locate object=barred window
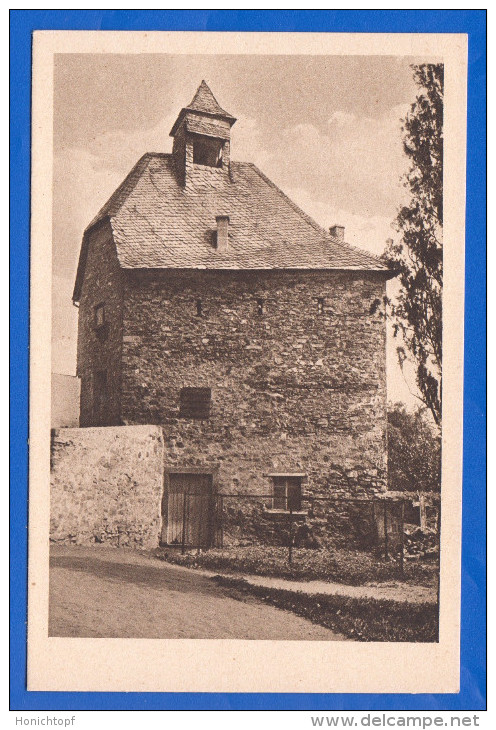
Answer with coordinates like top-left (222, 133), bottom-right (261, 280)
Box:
top-left (272, 476), bottom-right (302, 511)
top-left (179, 387), bottom-right (211, 419)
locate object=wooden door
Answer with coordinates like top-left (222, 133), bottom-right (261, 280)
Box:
top-left (163, 473), bottom-right (213, 547)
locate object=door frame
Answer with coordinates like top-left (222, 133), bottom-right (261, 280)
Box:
top-left (161, 465), bottom-right (219, 547)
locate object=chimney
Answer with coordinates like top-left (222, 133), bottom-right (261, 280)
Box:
top-left (329, 224), bottom-right (345, 242)
top-left (215, 215), bottom-right (230, 252)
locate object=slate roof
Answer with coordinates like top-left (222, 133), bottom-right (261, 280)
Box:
top-left (169, 81), bottom-right (236, 136)
top-left (74, 153), bottom-right (393, 302)
top-left (185, 80), bottom-right (236, 120)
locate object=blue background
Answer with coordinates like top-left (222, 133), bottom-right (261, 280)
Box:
top-left (10, 10), bottom-right (486, 712)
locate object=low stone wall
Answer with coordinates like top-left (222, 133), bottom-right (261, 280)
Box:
top-left (50, 426), bottom-right (165, 549)
top-left (219, 497), bottom-right (384, 551)
top-left (51, 373), bottom-right (80, 428)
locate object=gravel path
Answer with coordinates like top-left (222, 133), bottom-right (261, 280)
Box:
top-left (241, 574), bottom-right (437, 604)
top-left (152, 558), bottom-right (437, 604)
top-left (49, 545), bottom-right (344, 640)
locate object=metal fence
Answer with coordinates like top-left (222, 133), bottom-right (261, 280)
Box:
top-left (163, 491), bottom-right (440, 577)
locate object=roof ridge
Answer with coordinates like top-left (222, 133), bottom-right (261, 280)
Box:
top-left (144, 152), bottom-right (171, 159)
top-left (328, 236), bottom-right (388, 268)
top-left (85, 153), bottom-right (154, 233)
top-left (246, 162), bottom-right (388, 270)
top-left (247, 163), bottom-right (328, 236)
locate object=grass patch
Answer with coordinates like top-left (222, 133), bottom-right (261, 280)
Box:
top-left (214, 575), bottom-right (438, 642)
top-left (154, 545), bottom-right (436, 587)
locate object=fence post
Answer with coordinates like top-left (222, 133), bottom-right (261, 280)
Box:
top-left (197, 494), bottom-right (203, 555)
top-left (181, 492), bottom-right (187, 555)
top-left (220, 495), bottom-right (224, 550)
top-left (288, 506), bottom-right (293, 564)
top-left (383, 502), bottom-right (389, 559)
top-left (399, 501), bottom-right (405, 578)
top-left (207, 493), bottom-right (213, 550)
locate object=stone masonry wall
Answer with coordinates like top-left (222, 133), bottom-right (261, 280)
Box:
top-left (77, 221), bottom-right (124, 426)
top-left (50, 426), bottom-right (165, 548)
top-left (120, 269), bottom-right (388, 505)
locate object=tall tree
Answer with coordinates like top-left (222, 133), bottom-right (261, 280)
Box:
top-left (384, 64), bottom-right (443, 427)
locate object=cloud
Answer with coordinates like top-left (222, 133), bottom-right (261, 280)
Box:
top-left (53, 148), bottom-right (124, 278)
top-left (269, 104), bottom-right (411, 220)
top-left (328, 111), bottom-right (357, 126)
top-left (84, 113), bottom-right (177, 172)
top-left (230, 116), bottom-right (272, 169)
top-left (284, 185), bottom-right (396, 257)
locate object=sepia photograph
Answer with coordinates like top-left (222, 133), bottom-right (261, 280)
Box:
top-left (27, 30), bottom-right (468, 694)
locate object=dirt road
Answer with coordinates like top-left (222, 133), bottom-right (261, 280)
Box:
top-left (49, 546), bottom-right (344, 640)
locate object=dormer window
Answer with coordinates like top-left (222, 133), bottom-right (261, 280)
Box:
top-left (192, 137), bottom-right (223, 168)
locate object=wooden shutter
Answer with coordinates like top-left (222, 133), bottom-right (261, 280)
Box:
top-left (179, 387), bottom-right (211, 419)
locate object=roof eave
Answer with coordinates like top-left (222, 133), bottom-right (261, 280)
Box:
top-left (120, 264), bottom-right (395, 275)
top-left (73, 216), bottom-right (113, 304)
top-left (72, 233), bottom-right (89, 304)
top-left (169, 108), bottom-right (237, 137)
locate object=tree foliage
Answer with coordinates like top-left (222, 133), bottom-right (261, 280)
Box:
top-left (387, 403), bottom-right (441, 493)
top-left (383, 64), bottom-right (443, 427)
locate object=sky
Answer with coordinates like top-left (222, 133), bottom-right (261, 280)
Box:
top-left (52, 53), bottom-right (433, 407)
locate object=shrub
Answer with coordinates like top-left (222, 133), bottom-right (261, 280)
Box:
top-left (154, 544), bottom-right (436, 587)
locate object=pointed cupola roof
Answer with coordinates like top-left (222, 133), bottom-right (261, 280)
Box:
top-left (170, 80), bottom-right (236, 136)
top-left (188, 80), bottom-right (235, 118)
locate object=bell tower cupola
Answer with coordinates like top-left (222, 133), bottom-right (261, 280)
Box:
top-left (170, 80), bottom-right (237, 186)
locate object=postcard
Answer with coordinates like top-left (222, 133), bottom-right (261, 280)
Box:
top-left (28, 30), bottom-right (467, 693)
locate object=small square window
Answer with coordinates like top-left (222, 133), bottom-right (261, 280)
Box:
top-left (179, 387), bottom-right (211, 419)
top-left (272, 476), bottom-right (302, 511)
top-left (94, 303), bottom-right (105, 328)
